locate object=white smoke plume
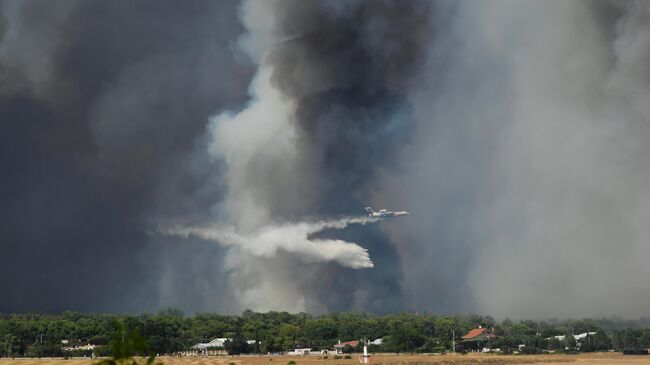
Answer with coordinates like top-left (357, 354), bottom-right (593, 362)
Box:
top-left (5, 0), bottom-right (650, 317)
top-left (377, 0), bottom-right (650, 318)
top-left (159, 0), bottom-right (650, 317)
top-left (161, 217), bottom-right (376, 269)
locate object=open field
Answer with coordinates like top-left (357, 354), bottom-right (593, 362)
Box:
top-left (3, 353), bottom-right (650, 365)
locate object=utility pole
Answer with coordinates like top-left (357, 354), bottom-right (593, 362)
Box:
top-left (452, 330), bottom-right (455, 354)
top-left (357, 338), bottom-right (369, 364)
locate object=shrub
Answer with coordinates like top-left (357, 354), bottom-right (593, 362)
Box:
top-left (344, 355), bottom-right (352, 359)
top-left (622, 349), bottom-right (648, 355)
top-left (519, 347), bottom-right (541, 355)
top-left (288, 361), bottom-right (297, 365)
top-left (94, 320), bottom-right (162, 365)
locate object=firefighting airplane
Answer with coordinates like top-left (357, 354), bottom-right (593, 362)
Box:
top-left (365, 206), bottom-right (410, 218)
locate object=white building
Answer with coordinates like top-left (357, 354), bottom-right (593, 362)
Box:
top-left (191, 338), bottom-right (230, 350)
top-left (63, 344), bottom-right (96, 352)
top-left (574, 332), bottom-right (598, 341)
top-left (288, 348), bottom-right (313, 356)
top-left (547, 332), bottom-right (597, 342)
top-left (546, 332), bottom-right (597, 350)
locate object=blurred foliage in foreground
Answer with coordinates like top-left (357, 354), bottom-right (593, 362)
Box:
top-left (94, 320), bottom-right (161, 365)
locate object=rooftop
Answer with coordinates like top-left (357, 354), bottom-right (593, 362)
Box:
top-left (462, 328), bottom-right (496, 340)
top-left (334, 340), bottom-right (359, 348)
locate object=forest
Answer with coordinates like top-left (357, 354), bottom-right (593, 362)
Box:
top-left (2, 310), bottom-right (650, 357)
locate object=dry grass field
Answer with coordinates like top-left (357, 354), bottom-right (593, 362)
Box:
top-left (2, 353), bottom-right (650, 365)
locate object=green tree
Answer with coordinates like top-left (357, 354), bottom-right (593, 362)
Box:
top-left (224, 323), bottom-right (249, 355)
top-left (1, 334), bottom-right (16, 358)
top-left (243, 321), bottom-right (264, 353)
top-left (303, 319), bottom-right (337, 348)
top-left (384, 321), bottom-right (424, 353)
top-left (564, 334), bottom-right (576, 350)
top-left (95, 320), bottom-right (161, 365)
top-left (547, 337), bottom-right (561, 350)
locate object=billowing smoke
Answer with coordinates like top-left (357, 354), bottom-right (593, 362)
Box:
top-left (468, 1), bottom-right (650, 319)
top-left (162, 217), bottom-right (376, 269)
top-left (3, 0), bottom-right (650, 319)
top-left (204, 0), bottom-right (650, 317)
top-left (187, 0), bottom-right (432, 313)
top-left (0, 0), bottom-right (254, 313)
top-left (377, 0), bottom-right (650, 318)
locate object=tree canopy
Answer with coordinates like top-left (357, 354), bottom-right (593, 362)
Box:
top-left (1, 310), bottom-right (649, 357)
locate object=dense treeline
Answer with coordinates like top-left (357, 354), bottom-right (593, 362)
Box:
top-left (1, 309), bottom-right (650, 357)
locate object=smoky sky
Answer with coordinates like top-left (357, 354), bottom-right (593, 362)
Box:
top-left (3, 0), bottom-right (650, 319)
top-left (262, 0), bottom-right (431, 312)
top-left (0, 0), bottom-right (253, 313)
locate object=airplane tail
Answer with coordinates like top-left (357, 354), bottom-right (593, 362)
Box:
top-left (364, 207), bottom-right (374, 213)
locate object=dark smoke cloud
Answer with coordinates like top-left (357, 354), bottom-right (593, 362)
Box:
top-left (4, 0), bottom-right (650, 319)
top-left (0, 0), bottom-right (253, 313)
top-left (377, 0), bottom-right (650, 318)
top-left (267, 1), bottom-right (430, 214)
top-left (203, 0), bottom-right (433, 313)
top-left (267, 1), bottom-right (432, 312)
top-left (211, 0), bottom-right (650, 318)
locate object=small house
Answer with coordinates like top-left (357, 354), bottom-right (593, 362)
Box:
top-left (461, 326), bottom-right (496, 351)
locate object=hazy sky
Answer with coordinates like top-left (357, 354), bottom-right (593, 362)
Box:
top-left (2, 0), bottom-right (650, 319)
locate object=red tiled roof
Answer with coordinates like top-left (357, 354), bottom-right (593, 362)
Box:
top-left (334, 340), bottom-right (359, 348)
top-left (462, 328), bottom-right (495, 340)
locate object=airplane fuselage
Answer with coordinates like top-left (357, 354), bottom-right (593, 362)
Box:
top-left (365, 207), bottom-right (410, 218)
